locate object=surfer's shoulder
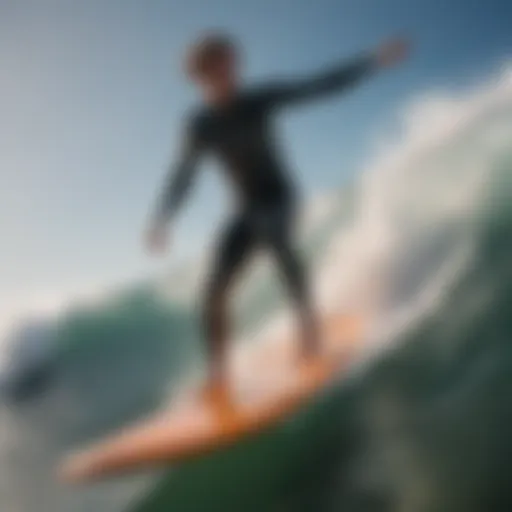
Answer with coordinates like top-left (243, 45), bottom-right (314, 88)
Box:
top-left (240, 82), bottom-right (268, 100)
top-left (241, 82), bottom-right (285, 109)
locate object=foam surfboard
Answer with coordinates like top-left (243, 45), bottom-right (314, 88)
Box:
top-left (58, 314), bottom-right (365, 483)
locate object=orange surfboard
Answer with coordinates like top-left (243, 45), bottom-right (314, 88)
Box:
top-left (58, 315), bottom-right (365, 484)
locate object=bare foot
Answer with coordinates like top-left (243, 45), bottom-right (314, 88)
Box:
top-left (200, 376), bottom-right (231, 410)
top-left (299, 328), bottom-right (322, 363)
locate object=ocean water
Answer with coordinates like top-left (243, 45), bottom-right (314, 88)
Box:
top-left (1, 68), bottom-right (512, 512)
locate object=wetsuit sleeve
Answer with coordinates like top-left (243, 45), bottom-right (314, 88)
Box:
top-left (260, 53), bottom-right (378, 109)
top-left (151, 117), bottom-right (203, 226)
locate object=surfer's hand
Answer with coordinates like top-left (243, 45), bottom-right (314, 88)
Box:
top-left (145, 223), bottom-right (170, 255)
top-left (375, 37), bottom-right (410, 68)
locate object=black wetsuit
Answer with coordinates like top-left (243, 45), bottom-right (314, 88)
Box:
top-left (153, 53), bottom-right (377, 361)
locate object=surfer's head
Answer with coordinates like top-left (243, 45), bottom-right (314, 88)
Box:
top-left (185, 31), bottom-right (240, 104)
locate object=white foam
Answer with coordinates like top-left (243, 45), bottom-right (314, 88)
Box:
top-left (250, 63), bottom-right (512, 360)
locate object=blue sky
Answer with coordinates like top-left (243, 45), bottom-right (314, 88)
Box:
top-left (1, 0), bottom-right (511, 305)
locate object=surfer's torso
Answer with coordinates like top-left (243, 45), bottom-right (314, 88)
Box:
top-left (190, 89), bottom-right (293, 206)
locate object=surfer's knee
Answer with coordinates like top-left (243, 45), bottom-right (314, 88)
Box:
top-left (274, 245), bottom-right (307, 295)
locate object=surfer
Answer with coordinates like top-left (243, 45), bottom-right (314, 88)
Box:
top-left (145, 32), bottom-right (409, 398)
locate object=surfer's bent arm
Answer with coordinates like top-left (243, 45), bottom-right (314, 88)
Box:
top-left (151, 121), bottom-right (203, 227)
top-left (261, 53), bottom-right (378, 109)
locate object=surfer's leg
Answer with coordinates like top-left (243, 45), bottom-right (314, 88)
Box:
top-left (203, 215), bottom-right (256, 389)
top-left (274, 241), bottom-right (319, 357)
top-left (264, 203), bottom-right (319, 357)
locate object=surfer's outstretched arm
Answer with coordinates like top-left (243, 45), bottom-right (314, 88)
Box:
top-left (262, 37), bottom-right (409, 109)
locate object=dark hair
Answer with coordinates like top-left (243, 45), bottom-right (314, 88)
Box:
top-left (185, 31), bottom-right (238, 78)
